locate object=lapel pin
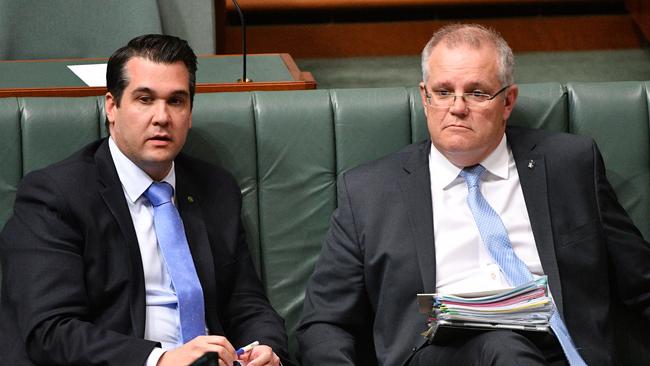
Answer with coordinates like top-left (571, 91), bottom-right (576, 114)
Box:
top-left (187, 196), bottom-right (194, 203)
top-left (527, 160), bottom-right (535, 169)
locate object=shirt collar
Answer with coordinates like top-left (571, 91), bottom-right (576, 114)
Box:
top-left (108, 137), bottom-right (176, 203)
top-left (429, 134), bottom-right (509, 191)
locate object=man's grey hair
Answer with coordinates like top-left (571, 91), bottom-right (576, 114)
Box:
top-left (421, 24), bottom-right (515, 87)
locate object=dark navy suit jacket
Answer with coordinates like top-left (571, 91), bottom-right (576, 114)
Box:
top-left (0, 139), bottom-right (291, 365)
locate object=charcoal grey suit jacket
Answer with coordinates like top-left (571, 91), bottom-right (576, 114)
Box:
top-left (298, 126), bottom-right (650, 366)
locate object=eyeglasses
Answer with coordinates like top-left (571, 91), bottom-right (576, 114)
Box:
top-left (423, 85), bottom-right (511, 108)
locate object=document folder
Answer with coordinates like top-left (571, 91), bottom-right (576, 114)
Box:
top-left (418, 277), bottom-right (552, 344)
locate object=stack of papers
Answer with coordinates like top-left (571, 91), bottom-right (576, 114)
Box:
top-left (417, 277), bottom-right (552, 341)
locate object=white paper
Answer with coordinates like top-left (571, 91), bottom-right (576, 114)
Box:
top-left (67, 63), bottom-right (107, 87)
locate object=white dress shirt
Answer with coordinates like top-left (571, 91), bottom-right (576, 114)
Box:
top-left (430, 135), bottom-right (544, 295)
top-left (109, 138), bottom-right (181, 365)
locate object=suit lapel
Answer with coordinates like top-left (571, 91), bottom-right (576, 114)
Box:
top-left (95, 140), bottom-right (147, 337)
top-left (398, 142), bottom-right (437, 293)
top-left (175, 162), bottom-right (219, 333)
top-left (507, 128), bottom-right (564, 315)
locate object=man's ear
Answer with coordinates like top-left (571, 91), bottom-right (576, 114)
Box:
top-left (502, 84), bottom-right (518, 121)
top-left (419, 81), bottom-right (428, 117)
top-left (105, 92), bottom-right (116, 124)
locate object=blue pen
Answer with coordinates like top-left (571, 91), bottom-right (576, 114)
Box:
top-left (236, 341), bottom-right (259, 356)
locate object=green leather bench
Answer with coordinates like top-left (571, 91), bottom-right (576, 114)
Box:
top-left (1, 81), bottom-right (649, 364)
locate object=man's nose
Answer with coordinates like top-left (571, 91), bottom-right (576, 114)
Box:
top-left (152, 101), bottom-right (171, 124)
top-left (449, 95), bottom-right (469, 116)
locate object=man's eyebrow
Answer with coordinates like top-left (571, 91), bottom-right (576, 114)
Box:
top-left (430, 81), bottom-right (489, 90)
top-left (132, 87), bottom-right (154, 95)
top-left (169, 90), bottom-right (190, 98)
top-left (130, 87), bottom-right (189, 98)
top-left (465, 82), bottom-right (488, 90)
top-left (429, 81), bottom-right (453, 89)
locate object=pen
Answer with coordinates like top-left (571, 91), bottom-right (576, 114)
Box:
top-left (236, 340), bottom-right (259, 356)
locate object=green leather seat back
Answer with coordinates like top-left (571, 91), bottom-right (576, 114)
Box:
top-left (0, 0), bottom-right (215, 60)
top-left (568, 82), bottom-right (650, 240)
top-left (566, 82), bottom-right (650, 366)
top-left (0, 1), bottom-right (162, 60)
top-left (253, 90), bottom-right (336, 355)
top-left (0, 97), bottom-right (104, 225)
top-left (333, 88), bottom-right (413, 174)
top-left (20, 98), bottom-right (103, 173)
top-left (0, 98), bottom-right (21, 226)
top-left (509, 82), bottom-right (568, 132)
top-left (156, 0), bottom-right (217, 55)
top-left (184, 92), bottom-right (261, 272)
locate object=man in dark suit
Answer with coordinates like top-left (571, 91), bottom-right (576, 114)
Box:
top-left (0, 34), bottom-right (290, 366)
top-left (297, 24), bottom-right (650, 365)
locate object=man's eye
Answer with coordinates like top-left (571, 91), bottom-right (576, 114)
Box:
top-left (169, 98), bottom-right (185, 105)
top-left (467, 90), bottom-right (486, 97)
top-left (138, 96), bottom-right (153, 104)
top-left (434, 90), bottom-right (453, 97)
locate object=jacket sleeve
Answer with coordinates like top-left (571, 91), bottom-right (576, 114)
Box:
top-left (1, 170), bottom-right (157, 366)
top-left (221, 218), bottom-right (295, 366)
top-left (593, 141), bottom-right (650, 320)
top-left (296, 173), bottom-right (375, 366)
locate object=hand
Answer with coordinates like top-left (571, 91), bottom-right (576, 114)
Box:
top-left (157, 335), bottom-right (237, 366)
top-left (237, 345), bottom-right (280, 366)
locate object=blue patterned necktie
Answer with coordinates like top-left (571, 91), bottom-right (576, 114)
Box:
top-left (143, 181), bottom-right (206, 344)
top-left (460, 165), bottom-right (587, 366)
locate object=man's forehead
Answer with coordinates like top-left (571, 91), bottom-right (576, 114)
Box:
top-left (125, 56), bottom-right (188, 72)
top-left (430, 40), bottom-right (497, 58)
top-left (427, 44), bottom-right (499, 80)
top-left (123, 57), bottom-right (190, 91)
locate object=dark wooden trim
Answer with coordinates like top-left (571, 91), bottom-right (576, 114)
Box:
top-left (0, 87), bottom-right (106, 98)
top-left (225, 15), bottom-right (644, 57)
top-left (626, 0), bottom-right (650, 42)
top-left (197, 80), bottom-right (316, 92)
top-left (0, 57), bottom-right (108, 64)
top-left (215, 0), bottom-right (227, 53)
top-left (226, 0), bottom-right (619, 11)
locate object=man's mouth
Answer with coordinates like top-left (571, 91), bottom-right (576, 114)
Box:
top-left (149, 134), bottom-right (171, 142)
top-left (444, 124), bottom-right (471, 130)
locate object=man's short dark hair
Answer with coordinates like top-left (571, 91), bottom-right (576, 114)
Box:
top-left (106, 34), bottom-right (198, 108)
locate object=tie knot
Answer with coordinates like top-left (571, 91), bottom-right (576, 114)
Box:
top-left (459, 164), bottom-right (486, 188)
top-left (143, 181), bottom-right (174, 207)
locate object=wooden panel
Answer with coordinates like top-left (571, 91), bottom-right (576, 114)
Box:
top-left (215, 0), bottom-right (227, 53)
top-left (226, 0), bottom-right (619, 11)
top-left (225, 15), bottom-right (643, 57)
top-left (626, 0), bottom-right (650, 41)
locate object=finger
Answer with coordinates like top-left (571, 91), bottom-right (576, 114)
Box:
top-left (238, 352), bottom-right (251, 362)
top-left (214, 347), bottom-right (236, 365)
top-left (246, 346), bottom-right (274, 366)
top-left (187, 338), bottom-right (236, 365)
top-left (203, 335), bottom-right (237, 355)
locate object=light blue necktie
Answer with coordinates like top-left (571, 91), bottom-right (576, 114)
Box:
top-left (460, 165), bottom-right (587, 366)
top-left (144, 181), bottom-right (206, 344)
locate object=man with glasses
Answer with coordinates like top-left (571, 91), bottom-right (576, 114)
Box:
top-left (298, 24), bottom-right (650, 365)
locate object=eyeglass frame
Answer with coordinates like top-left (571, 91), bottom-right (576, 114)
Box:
top-left (422, 84), bottom-right (511, 108)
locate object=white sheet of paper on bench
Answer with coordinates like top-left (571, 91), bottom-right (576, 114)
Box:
top-left (67, 64), bottom-right (107, 87)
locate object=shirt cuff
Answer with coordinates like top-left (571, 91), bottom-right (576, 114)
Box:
top-left (146, 347), bottom-right (166, 366)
